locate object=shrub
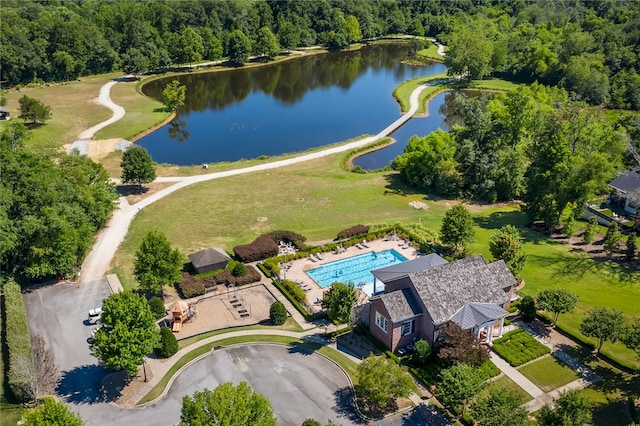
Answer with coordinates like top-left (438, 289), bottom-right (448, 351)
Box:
top-left (281, 279), bottom-right (306, 303)
top-left (148, 297), bottom-right (167, 319)
top-left (269, 301), bottom-right (287, 325)
top-left (337, 224), bottom-right (370, 240)
top-left (212, 265), bottom-right (261, 287)
top-left (4, 280), bottom-right (36, 402)
top-left (519, 295), bottom-right (536, 322)
top-left (492, 329), bottom-right (550, 367)
top-left (156, 327), bottom-right (178, 358)
top-left (231, 262), bottom-right (247, 277)
top-left (233, 235), bottom-right (279, 262)
top-left (412, 340), bottom-right (431, 365)
top-left (177, 272), bottom-right (205, 298)
top-left (264, 230), bottom-right (307, 249)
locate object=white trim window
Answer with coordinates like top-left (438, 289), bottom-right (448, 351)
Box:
top-left (401, 320), bottom-right (414, 336)
top-left (375, 311), bottom-right (388, 333)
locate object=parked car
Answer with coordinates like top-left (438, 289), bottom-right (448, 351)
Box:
top-left (88, 307), bottom-right (102, 324)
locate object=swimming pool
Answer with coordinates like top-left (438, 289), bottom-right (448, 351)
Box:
top-left (306, 249), bottom-right (407, 296)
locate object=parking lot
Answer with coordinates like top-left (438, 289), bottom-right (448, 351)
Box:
top-left (23, 278), bottom-right (113, 402)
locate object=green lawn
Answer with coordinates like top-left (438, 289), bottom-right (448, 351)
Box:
top-left (517, 356), bottom-right (580, 392)
top-left (417, 43), bottom-right (444, 61)
top-left (486, 375), bottom-right (533, 404)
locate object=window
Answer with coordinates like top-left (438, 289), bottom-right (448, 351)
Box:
top-left (401, 320), bottom-right (414, 336)
top-left (375, 311), bottom-right (388, 333)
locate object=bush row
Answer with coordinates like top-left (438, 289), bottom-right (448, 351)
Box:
top-left (280, 279), bottom-right (306, 304)
top-left (492, 329), bottom-right (550, 367)
top-left (211, 265), bottom-right (261, 287)
top-left (4, 280), bottom-right (36, 402)
top-left (177, 272), bottom-right (206, 298)
top-left (337, 224), bottom-right (370, 240)
top-left (177, 264), bottom-right (261, 299)
top-left (270, 279), bottom-right (325, 322)
top-left (233, 230), bottom-right (307, 263)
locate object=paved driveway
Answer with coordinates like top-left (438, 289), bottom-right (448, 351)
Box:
top-left (24, 279), bottom-right (113, 405)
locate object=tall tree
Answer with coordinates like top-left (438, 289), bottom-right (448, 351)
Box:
top-left (537, 288), bottom-right (579, 326)
top-left (321, 282), bottom-right (357, 324)
top-left (537, 389), bottom-right (592, 426)
top-left (626, 232), bottom-right (637, 261)
top-left (436, 363), bottom-right (487, 416)
top-left (180, 382), bottom-right (277, 426)
top-left (121, 48), bottom-right (149, 79)
top-left (162, 80), bottom-right (186, 112)
top-left (227, 29), bottom-right (251, 66)
top-left (579, 306), bottom-right (626, 354)
top-left (439, 204), bottom-right (475, 255)
top-left (21, 397), bottom-right (84, 426)
top-left (603, 221), bottom-right (621, 257)
top-left (18, 95), bottom-right (52, 124)
top-left (622, 317), bottom-right (640, 358)
top-left (134, 230), bottom-right (183, 294)
top-left (90, 291), bottom-right (160, 377)
top-left (356, 355), bottom-right (416, 413)
top-left (470, 387), bottom-right (529, 426)
top-left (253, 27), bottom-right (280, 60)
top-left (489, 225), bottom-right (526, 278)
top-left (582, 217), bottom-right (597, 244)
top-left (444, 27), bottom-right (493, 81)
top-left (120, 146), bottom-right (156, 188)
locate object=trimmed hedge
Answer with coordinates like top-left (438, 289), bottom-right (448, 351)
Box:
top-left (177, 272), bottom-right (205, 298)
top-left (233, 235), bottom-right (278, 263)
top-left (156, 327), bottom-right (178, 358)
top-left (4, 281), bottom-right (36, 402)
top-left (492, 329), bottom-right (550, 367)
top-left (280, 279), bottom-right (306, 303)
top-left (337, 224), bottom-right (370, 240)
top-left (264, 230), bottom-right (306, 249)
top-left (271, 279), bottom-right (325, 322)
top-left (211, 264), bottom-right (260, 287)
top-left (269, 301), bottom-right (287, 325)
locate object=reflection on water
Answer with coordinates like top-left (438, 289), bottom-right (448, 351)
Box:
top-left (137, 44), bottom-right (447, 165)
top-left (352, 90), bottom-right (481, 170)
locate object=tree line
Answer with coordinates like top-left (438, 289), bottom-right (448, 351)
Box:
top-left (2, 0), bottom-right (639, 110)
top-left (394, 84), bottom-right (637, 227)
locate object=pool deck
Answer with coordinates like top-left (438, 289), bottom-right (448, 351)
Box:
top-left (281, 237), bottom-right (422, 312)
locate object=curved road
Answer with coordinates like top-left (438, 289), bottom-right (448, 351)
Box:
top-left (80, 78), bottom-right (444, 282)
top-left (77, 80), bottom-right (126, 140)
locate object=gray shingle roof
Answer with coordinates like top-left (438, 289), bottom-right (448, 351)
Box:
top-left (188, 248), bottom-right (231, 269)
top-left (408, 255), bottom-right (515, 325)
top-left (449, 302), bottom-right (508, 330)
top-left (609, 171), bottom-right (640, 194)
top-left (377, 288), bottom-right (422, 323)
top-left (372, 253), bottom-right (448, 282)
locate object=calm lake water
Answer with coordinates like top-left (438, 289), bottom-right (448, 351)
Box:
top-left (138, 43), bottom-right (447, 165)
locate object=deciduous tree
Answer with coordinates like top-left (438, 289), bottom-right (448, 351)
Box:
top-left (18, 95), bottom-right (52, 124)
top-left (412, 340), bottom-right (431, 365)
top-left (31, 334), bottom-right (60, 399)
top-left (227, 29), bottom-right (251, 66)
top-left (580, 306), bottom-right (626, 354)
top-left (22, 397), bottom-right (84, 426)
top-left (470, 387), bottom-right (528, 426)
top-left (121, 146), bottom-right (156, 188)
top-left (356, 355), bottom-right (416, 413)
top-left (134, 230), bottom-right (183, 293)
top-left (622, 317), bottom-right (640, 357)
top-left (537, 288), bottom-right (578, 326)
top-left (438, 322), bottom-right (489, 367)
top-left (321, 282), bottom-right (357, 324)
top-left (444, 27), bottom-right (493, 81)
top-left (489, 225), bottom-right (526, 278)
top-left (582, 217), bottom-right (597, 244)
top-left (537, 389), bottom-right (591, 426)
top-left (436, 363), bottom-right (487, 416)
top-left (90, 291), bottom-right (160, 376)
top-left (121, 48), bottom-right (149, 79)
top-left (603, 221), bottom-right (621, 257)
top-left (180, 382), bottom-right (276, 426)
top-left (253, 27), bottom-right (280, 60)
top-left (162, 80), bottom-right (186, 112)
top-left (439, 204), bottom-right (475, 255)
top-left (519, 295), bottom-right (537, 322)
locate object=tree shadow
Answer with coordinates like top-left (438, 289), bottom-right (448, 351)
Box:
top-left (333, 386), bottom-right (367, 424)
top-left (57, 364), bottom-right (113, 405)
top-left (382, 174), bottom-right (430, 198)
top-left (115, 184), bottom-right (149, 196)
top-left (472, 210), bottom-right (548, 244)
top-left (288, 340), bottom-right (321, 356)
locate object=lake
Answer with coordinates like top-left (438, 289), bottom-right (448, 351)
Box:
top-left (138, 43), bottom-right (447, 166)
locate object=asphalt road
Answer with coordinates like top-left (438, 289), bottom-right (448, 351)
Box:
top-left (22, 285), bottom-right (362, 426)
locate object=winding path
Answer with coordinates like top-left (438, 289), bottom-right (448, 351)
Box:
top-left (77, 80), bottom-right (126, 140)
top-left (80, 78), bottom-right (443, 282)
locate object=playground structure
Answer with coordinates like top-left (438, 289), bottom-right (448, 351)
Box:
top-left (170, 300), bottom-right (196, 332)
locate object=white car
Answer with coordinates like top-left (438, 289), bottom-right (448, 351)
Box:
top-left (88, 307), bottom-right (102, 324)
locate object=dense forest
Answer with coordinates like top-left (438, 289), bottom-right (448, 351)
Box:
top-left (1, 0), bottom-right (639, 110)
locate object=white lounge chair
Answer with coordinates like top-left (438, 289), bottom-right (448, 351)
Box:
top-left (355, 243), bottom-right (363, 249)
top-left (362, 240), bottom-right (370, 248)
top-left (316, 253), bottom-right (324, 260)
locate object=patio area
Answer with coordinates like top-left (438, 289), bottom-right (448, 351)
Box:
top-left (280, 237), bottom-right (423, 313)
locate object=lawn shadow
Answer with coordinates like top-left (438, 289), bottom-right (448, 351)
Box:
top-left (57, 364), bottom-right (113, 405)
top-left (333, 386), bottom-right (367, 424)
top-left (473, 210), bottom-right (549, 244)
top-left (382, 174), bottom-right (430, 198)
top-left (288, 340), bottom-right (321, 356)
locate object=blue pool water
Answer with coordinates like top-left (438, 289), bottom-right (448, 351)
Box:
top-left (306, 249), bottom-right (407, 295)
